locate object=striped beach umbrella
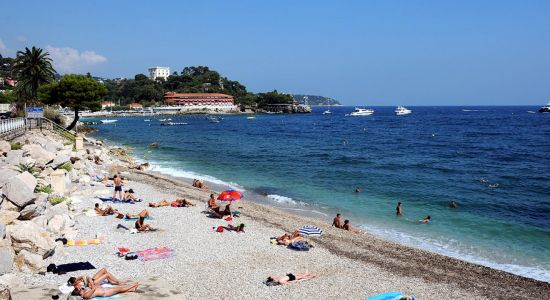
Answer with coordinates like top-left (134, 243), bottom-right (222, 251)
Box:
top-left (217, 189), bottom-right (243, 202)
top-left (298, 225), bottom-right (323, 237)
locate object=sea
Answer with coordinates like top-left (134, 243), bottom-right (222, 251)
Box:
top-left (87, 106), bottom-right (550, 282)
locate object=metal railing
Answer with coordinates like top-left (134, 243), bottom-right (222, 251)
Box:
top-left (0, 117), bottom-right (26, 140)
top-left (26, 117), bottom-right (76, 142)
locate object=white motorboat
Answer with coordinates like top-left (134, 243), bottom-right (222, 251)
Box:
top-left (538, 103), bottom-right (550, 113)
top-left (395, 106), bottom-right (412, 116)
top-left (322, 110), bottom-right (332, 115)
top-left (349, 107), bottom-right (374, 116)
top-left (100, 119), bottom-right (118, 124)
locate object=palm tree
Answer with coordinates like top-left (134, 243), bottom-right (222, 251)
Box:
top-left (13, 47), bottom-right (56, 103)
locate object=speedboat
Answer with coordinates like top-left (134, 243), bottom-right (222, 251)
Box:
top-left (538, 103), bottom-right (550, 113)
top-left (160, 122), bottom-right (188, 126)
top-left (100, 119), bottom-right (118, 124)
top-left (395, 106), bottom-right (412, 116)
top-left (349, 108), bottom-right (374, 116)
top-left (322, 110), bottom-right (332, 115)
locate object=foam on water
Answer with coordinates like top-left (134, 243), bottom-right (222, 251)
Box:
top-left (149, 162), bottom-right (245, 191)
top-left (266, 194), bottom-right (303, 205)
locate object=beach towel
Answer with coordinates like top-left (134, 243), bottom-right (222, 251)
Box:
top-left (99, 197), bottom-right (141, 203)
top-left (48, 262), bottom-right (96, 274)
top-left (288, 240), bottom-right (311, 251)
top-left (365, 292), bottom-right (415, 300)
top-left (123, 216), bottom-right (153, 221)
top-left (136, 247), bottom-right (175, 261)
top-left (66, 239), bottom-right (101, 246)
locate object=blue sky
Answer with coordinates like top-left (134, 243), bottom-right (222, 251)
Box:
top-left (1, 0), bottom-right (549, 105)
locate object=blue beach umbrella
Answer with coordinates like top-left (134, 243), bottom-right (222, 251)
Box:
top-left (298, 225), bottom-right (323, 237)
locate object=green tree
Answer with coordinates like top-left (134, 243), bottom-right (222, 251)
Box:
top-left (39, 74), bottom-right (107, 130)
top-left (256, 90), bottom-right (293, 107)
top-left (13, 47), bottom-right (56, 103)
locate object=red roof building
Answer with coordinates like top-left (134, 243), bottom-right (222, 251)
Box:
top-left (128, 103), bottom-right (143, 109)
top-left (164, 93), bottom-right (234, 106)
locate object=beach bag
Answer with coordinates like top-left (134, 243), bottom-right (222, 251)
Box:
top-left (288, 240), bottom-right (311, 251)
top-left (125, 252), bottom-right (138, 260)
top-left (216, 226), bottom-right (224, 233)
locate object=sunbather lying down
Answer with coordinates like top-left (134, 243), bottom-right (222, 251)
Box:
top-left (68, 268), bottom-right (139, 299)
top-left (148, 198), bottom-right (194, 207)
top-left (276, 230), bottom-right (304, 246)
top-left (95, 203), bottom-right (116, 216)
top-left (265, 272), bottom-right (316, 286)
top-left (124, 209), bottom-right (150, 219)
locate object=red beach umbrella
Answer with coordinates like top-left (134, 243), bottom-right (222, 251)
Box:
top-left (217, 189), bottom-right (243, 202)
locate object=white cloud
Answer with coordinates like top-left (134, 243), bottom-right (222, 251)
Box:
top-left (0, 39), bottom-right (7, 52)
top-left (46, 46), bottom-right (107, 73)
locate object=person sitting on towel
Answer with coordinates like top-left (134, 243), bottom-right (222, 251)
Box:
top-left (135, 216), bottom-right (151, 232)
top-left (95, 203), bottom-right (116, 216)
top-left (123, 189), bottom-right (138, 203)
top-left (125, 209), bottom-right (150, 219)
top-left (264, 272), bottom-right (316, 286)
top-left (211, 203), bottom-right (232, 218)
top-left (68, 268), bottom-right (124, 289)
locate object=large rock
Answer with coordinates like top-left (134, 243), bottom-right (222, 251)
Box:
top-left (0, 200), bottom-right (18, 213)
top-left (47, 214), bottom-right (69, 234)
top-left (21, 144), bottom-right (55, 167)
top-left (5, 150), bottom-right (23, 166)
top-left (0, 247), bottom-right (14, 275)
top-left (0, 168), bottom-right (18, 188)
top-left (0, 283), bottom-right (11, 300)
top-left (6, 221), bottom-right (55, 258)
top-left (0, 224), bottom-right (4, 239)
top-left (43, 140), bottom-right (64, 153)
top-left (3, 172), bottom-right (36, 208)
top-left (45, 202), bottom-right (69, 221)
top-left (14, 250), bottom-right (45, 274)
top-left (50, 154), bottom-right (71, 169)
top-left (0, 141), bottom-right (9, 156)
top-left (18, 193), bottom-right (47, 220)
top-left (0, 211), bottom-right (19, 225)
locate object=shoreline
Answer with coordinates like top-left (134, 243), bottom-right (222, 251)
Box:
top-left (128, 169), bottom-right (550, 298)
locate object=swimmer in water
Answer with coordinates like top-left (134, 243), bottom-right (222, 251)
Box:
top-left (418, 216), bottom-right (432, 223)
top-left (355, 186), bottom-right (361, 193)
top-left (450, 201), bottom-right (457, 209)
top-left (396, 202), bottom-right (403, 216)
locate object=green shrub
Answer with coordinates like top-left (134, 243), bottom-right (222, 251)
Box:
top-left (16, 162), bottom-right (41, 178)
top-left (11, 143), bottom-right (22, 150)
top-left (60, 162), bottom-right (73, 172)
top-left (48, 195), bottom-right (66, 205)
top-left (35, 184), bottom-right (52, 194)
top-left (44, 108), bottom-right (65, 126)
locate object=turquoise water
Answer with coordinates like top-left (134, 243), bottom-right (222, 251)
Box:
top-left (88, 106), bottom-right (550, 281)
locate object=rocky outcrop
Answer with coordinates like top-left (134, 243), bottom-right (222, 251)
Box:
top-left (18, 193), bottom-right (47, 220)
top-left (14, 250), bottom-right (46, 274)
top-left (21, 144), bottom-right (55, 167)
top-left (0, 212), bottom-right (19, 226)
top-left (0, 246), bottom-right (13, 275)
top-left (2, 172), bottom-right (36, 208)
top-left (0, 169), bottom-right (18, 188)
top-left (50, 154), bottom-right (71, 169)
top-left (0, 142), bottom-right (9, 156)
top-left (6, 221), bottom-right (55, 258)
top-left (4, 150), bottom-right (23, 166)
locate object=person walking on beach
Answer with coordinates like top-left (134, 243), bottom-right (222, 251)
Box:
top-left (396, 202), bottom-right (403, 216)
top-left (112, 175), bottom-right (123, 201)
top-left (332, 213), bottom-right (342, 228)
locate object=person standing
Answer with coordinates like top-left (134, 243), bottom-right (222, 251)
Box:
top-left (396, 202), bottom-right (403, 216)
top-left (112, 174), bottom-right (123, 201)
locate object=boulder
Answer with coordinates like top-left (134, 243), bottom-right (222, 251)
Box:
top-left (0, 247), bottom-right (14, 275)
top-left (5, 149), bottom-right (23, 165)
top-left (47, 215), bottom-right (67, 234)
top-left (19, 193), bottom-right (47, 220)
top-left (0, 168), bottom-right (18, 188)
top-left (50, 154), bottom-right (71, 169)
top-left (0, 200), bottom-right (18, 213)
top-left (0, 224), bottom-right (4, 239)
top-left (3, 172), bottom-right (36, 208)
top-left (43, 140), bottom-right (64, 153)
top-left (40, 167), bottom-right (54, 178)
top-left (6, 221), bottom-right (55, 258)
top-left (73, 160), bottom-right (83, 170)
top-left (0, 284), bottom-right (10, 300)
top-left (44, 202), bottom-right (69, 220)
top-left (0, 142), bottom-right (9, 156)
top-left (0, 211), bottom-right (19, 225)
top-left (21, 144), bottom-right (55, 167)
top-left (31, 215), bottom-right (47, 228)
top-left (14, 250), bottom-right (45, 274)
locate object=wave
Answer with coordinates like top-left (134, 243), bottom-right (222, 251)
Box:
top-left (362, 224), bottom-right (550, 282)
top-left (149, 163), bottom-right (245, 191)
top-left (462, 109), bottom-right (489, 112)
top-left (266, 194), bottom-right (304, 206)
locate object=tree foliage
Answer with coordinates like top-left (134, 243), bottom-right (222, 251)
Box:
top-left (39, 74), bottom-right (107, 130)
top-left (13, 47), bottom-right (56, 102)
top-left (256, 90), bottom-right (293, 106)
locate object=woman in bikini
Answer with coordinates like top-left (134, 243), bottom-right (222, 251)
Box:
top-left (265, 272), bottom-right (316, 286)
top-left (67, 268), bottom-right (123, 288)
top-left (72, 281), bottom-right (139, 299)
top-left (135, 216), bottom-right (151, 232)
top-left (124, 209), bottom-right (150, 219)
top-left (276, 230), bottom-right (303, 246)
top-left (123, 189), bottom-right (138, 203)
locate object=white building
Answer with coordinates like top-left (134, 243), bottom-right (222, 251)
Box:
top-left (148, 67), bottom-right (170, 80)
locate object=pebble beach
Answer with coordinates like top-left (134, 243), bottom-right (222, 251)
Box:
top-left (1, 130), bottom-right (549, 300)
